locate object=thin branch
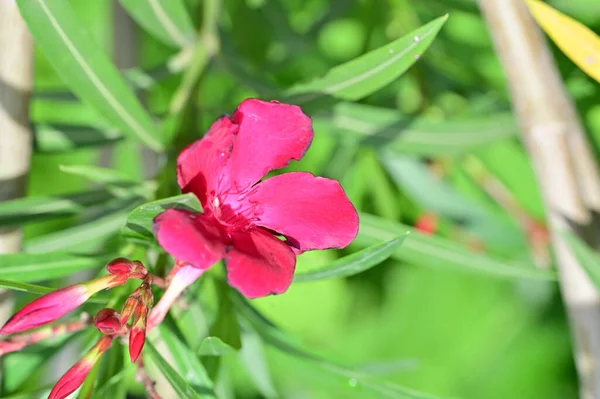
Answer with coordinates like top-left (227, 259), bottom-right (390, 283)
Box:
top-left (478, 1), bottom-right (600, 398)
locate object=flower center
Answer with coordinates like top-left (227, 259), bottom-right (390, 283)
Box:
top-left (209, 191), bottom-right (257, 230)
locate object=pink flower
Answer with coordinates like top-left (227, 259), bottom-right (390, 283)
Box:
top-left (153, 99), bottom-right (358, 298)
top-left (48, 336), bottom-right (112, 399)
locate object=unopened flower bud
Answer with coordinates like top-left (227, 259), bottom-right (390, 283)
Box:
top-left (48, 336), bottom-right (112, 399)
top-left (93, 309), bottom-right (123, 336)
top-left (1, 284), bottom-right (89, 335)
top-left (128, 282), bottom-right (153, 363)
top-left (106, 258), bottom-right (147, 277)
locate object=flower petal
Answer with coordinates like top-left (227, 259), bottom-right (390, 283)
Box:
top-left (226, 229), bottom-right (296, 298)
top-left (226, 99), bottom-right (313, 190)
top-left (249, 172), bottom-right (359, 251)
top-left (153, 209), bottom-right (227, 269)
top-left (176, 116), bottom-right (239, 205)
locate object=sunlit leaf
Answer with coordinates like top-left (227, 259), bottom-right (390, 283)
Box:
top-left (0, 189), bottom-right (114, 227)
top-left (121, 193), bottom-right (201, 244)
top-left (17, 0), bottom-right (164, 151)
top-left (238, 331), bottom-right (278, 399)
top-left (158, 323), bottom-right (215, 393)
top-left (119, 0), bottom-right (195, 48)
top-left (526, 0), bottom-right (600, 83)
top-left (24, 203), bottom-right (135, 253)
top-left (286, 15), bottom-right (447, 101)
top-left (357, 213), bottom-right (556, 281)
top-left (59, 165), bottom-right (152, 198)
top-left (34, 124), bottom-right (122, 153)
top-left (145, 341), bottom-right (213, 399)
top-left (294, 235), bottom-right (406, 282)
top-left (0, 252), bottom-right (107, 282)
top-left (231, 291), bottom-right (448, 399)
top-left (313, 102), bottom-right (517, 155)
top-left (197, 337), bottom-right (237, 356)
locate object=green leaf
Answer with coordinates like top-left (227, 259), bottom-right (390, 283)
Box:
top-left (17, 0), bottom-right (164, 151)
top-left (0, 252), bottom-right (107, 282)
top-left (294, 235), bottom-right (406, 282)
top-left (357, 213), bottom-right (556, 281)
top-left (34, 124), bottom-right (122, 153)
top-left (209, 280), bottom-right (242, 350)
top-left (121, 193), bottom-right (202, 244)
top-left (0, 279), bottom-right (54, 295)
top-left (157, 323), bottom-right (215, 393)
top-left (59, 165), bottom-right (152, 198)
top-left (285, 15), bottom-right (448, 101)
top-left (24, 204), bottom-right (134, 253)
top-left (562, 232), bottom-right (600, 290)
top-left (238, 331), bottom-right (278, 399)
top-left (145, 341), bottom-right (212, 399)
top-left (119, 0), bottom-right (195, 48)
top-left (197, 337), bottom-right (237, 356)
top-left (231, 292), bottom-right (448, 399)
top-left (0, 189), bottom-right (114, 227)
top-left (313, 102), bottom-right (517, 155)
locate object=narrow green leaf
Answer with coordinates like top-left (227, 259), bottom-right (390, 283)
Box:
top-left (313, 102), bottom-right (517, 155)
top-left (0, 253), bottom-right (107, 282)
top-left (121, 193), bottom-right (202, 244)
top-left (119, 0), bottom-right (195, 48)
top-left (285, 15), bottom-right (447, 101)
top-left (59, 165), bottom-right (152, 198)
top-left (563, 232), bottom-right (600, 290)
top-left (231, 292), bottom-right (448, 399)
top-left (0, 279), bottom-right (53, 295)
top-left (0, 189), bottom-right (114, 227)
top-left (24, 205), bottom-right (133, 253)
top-left (34, 124), bottom-right (122, 153)
top-left (17, 0), bottom-right (164, 151)
top-left (357, 213), bottom-right (556, 281)
top-left (145, 341), bottom-right (211, 399)
top-left (157, 323), bottom-right (215, 394)
top-left (197, 337), bottom-right (237, 356)
top-left (294, 235), bottom-right (406, 282)
top-left (238, 331), bottom-right (278, 399)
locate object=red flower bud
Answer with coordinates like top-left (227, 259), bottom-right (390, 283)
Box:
top-left (93, 309), bottom-right (123, 336)
top-left (106, 258), bottom-right (147, 277)
top-left (128, 282), bottom-right (152, 362)
top-left (0, 272), bottom-right (132, 336)
top-left (129, 324), bottom-right (146, 363)
top-left (0, 284), bottom-right (89, 335)
top-left (48, 336), bottom-right (112, 399)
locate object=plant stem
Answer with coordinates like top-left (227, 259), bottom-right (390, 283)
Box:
top-left (478, 1), bottom-right (600, 397)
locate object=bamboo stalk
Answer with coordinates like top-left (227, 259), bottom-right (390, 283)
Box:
top-left (0, 0), bottom-right (34, 318)
top-left (478, 1), bottom-right (600, 397)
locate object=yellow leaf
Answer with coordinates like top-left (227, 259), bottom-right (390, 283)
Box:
top-left (526, 0), bottom-right (600, 83)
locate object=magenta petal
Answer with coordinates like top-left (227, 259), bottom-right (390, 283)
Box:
top-left (226, 99), bottom-right (313, 190)
top-left (153, 209), bottom-right (227, 269)
top-left (226, 229), bottom-right (296, 298)
top-left (176, 116), bottom-right (239, 205)
top-left (249, 172), bottom-right (359, 251)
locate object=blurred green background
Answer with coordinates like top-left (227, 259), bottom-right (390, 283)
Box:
top-left (11, 0), bottom-right (600, 398)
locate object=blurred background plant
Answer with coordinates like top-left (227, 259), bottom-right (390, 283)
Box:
top-left (3, 0), bottom-right (600, 398)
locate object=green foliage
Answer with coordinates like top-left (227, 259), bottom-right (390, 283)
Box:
top-left (294, 235), bottom-right (407, 282)
top-left (5, 0), bottom-right (595, 397)
top-left (17, 0), bottom-right (164, 151)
